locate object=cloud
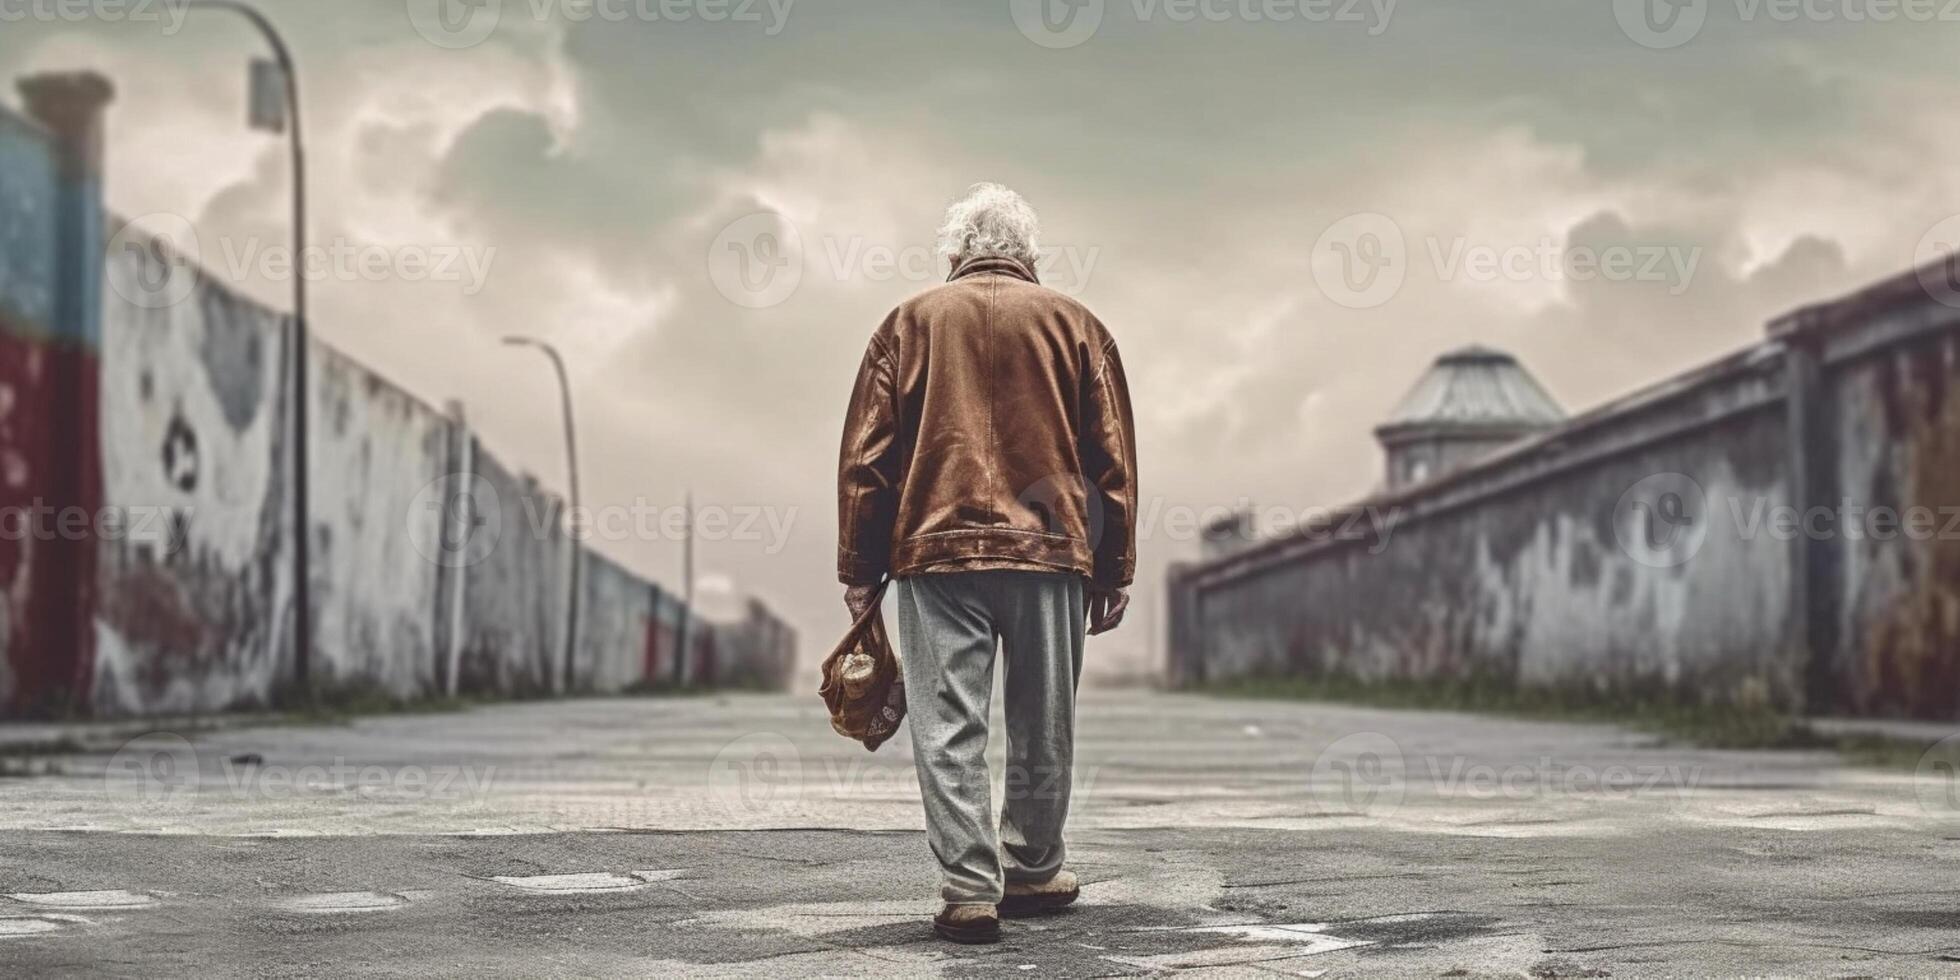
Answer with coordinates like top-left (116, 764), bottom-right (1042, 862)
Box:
top-left (5, 1), bottom-right (1957, 681)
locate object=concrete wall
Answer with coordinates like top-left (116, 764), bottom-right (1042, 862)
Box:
top-left (576, 551), bottom-right (651, 695)
top-left (1807, 273), bottom-right (1960, 717)
top-left (308, 344), bottom-right (452, 699)
top-left (93, 229), bottom-right (295, 714)
top-left (1170, 254), bottom-right (1960, 719)
top-left (0, 82), bottom-right (796, 719)
top-left (455, 450), bottom-right (563, 698)
top-left (0, 78), bottom-right (107, 718)
top-left (0, 102), bottom-right (63, 713)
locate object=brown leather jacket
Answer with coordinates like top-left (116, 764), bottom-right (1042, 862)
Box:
top-left (837, 256), bottom-right (1137, 589)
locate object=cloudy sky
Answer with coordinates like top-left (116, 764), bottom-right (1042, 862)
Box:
top-left (5, 0), bottom-right (1958, 679)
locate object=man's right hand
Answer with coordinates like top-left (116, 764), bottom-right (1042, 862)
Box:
top-left (1087, 587), bottom-right (1130, 636)
top-left (845, 584), bottom-right (880, 619)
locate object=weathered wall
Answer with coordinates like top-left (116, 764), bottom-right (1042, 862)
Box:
top-left (93, 230), bottom-right (295, 714)
top-left (709, 598), bottom-right (797, 691)
top-left (0, 78), bottom-right (796, 719)
top-left (308, 343), bottom-right (452, 699)
top-left (455, 450), bottom-right (562, 698)
top-left (0, 103), bottom-right (63, 713)
top-left (0, 80), bottom-right (108, 718)
top-left (574, 549), bottom-right (651, 695)
top-left (1171, 256), bottom-right (1960, 719)
top-left (1814, 275), bottom-right (1960, 718)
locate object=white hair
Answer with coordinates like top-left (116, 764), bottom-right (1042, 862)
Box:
top-left (935, 182), bottom-right (1041, 266)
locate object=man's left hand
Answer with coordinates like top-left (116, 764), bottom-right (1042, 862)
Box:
top-left (1088, 587), bottom-right (1130, 636)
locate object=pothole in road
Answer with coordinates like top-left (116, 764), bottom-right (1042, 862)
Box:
top-left (278, 892), bottom-right (411, 914)
top-left (6, 890), bottom-right (159, 910)
top-left (488, 870), bottom-right (690, 894)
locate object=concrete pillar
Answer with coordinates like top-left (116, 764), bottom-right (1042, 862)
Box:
top-left (1164, 562), bottom-right (1205, 688)
top-left (440, 400), bottom-right (473, 698)
top-left (7, 72), bottom-right (112, 716)
top-left (1770, 309), bottom-right (1841, 716)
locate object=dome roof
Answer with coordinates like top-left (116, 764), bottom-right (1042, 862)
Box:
top-left (1377, 345), bottom-right (1564, 438)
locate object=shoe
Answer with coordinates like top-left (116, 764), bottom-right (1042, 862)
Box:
top-left (932, 903), bottom-right (1000, 944)
top-left (999, 870), bottom-right (1079, 917)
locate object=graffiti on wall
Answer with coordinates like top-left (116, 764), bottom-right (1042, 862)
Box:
top-left (94, 231), bottom-right (293, 714)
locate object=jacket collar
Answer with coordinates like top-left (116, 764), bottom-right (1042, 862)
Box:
top-left (948, 255), bottom-right (1040, 285)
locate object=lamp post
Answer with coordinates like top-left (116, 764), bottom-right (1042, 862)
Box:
top-left (503, 336), bottom-right (582, 693)
top-left (188, 1), bottom-right (311, 690)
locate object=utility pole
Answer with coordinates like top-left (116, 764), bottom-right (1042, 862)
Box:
top-left (677, 490), bottom-right (694, 687)
top-left (187, 1), bottom-right (311, 691)
top-left (502, 336), bottom-right (581, 694)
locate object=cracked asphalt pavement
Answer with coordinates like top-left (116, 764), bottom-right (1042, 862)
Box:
top-left (0, 690), bottom-right (1956, 977)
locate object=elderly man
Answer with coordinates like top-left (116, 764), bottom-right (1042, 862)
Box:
top-left (837, 183), bottom-right (1138, 944)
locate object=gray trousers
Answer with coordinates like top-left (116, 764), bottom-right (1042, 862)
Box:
top-left (894, 570), bottom-right (1086, 905)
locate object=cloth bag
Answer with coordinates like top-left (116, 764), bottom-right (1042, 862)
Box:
top-left (819, 580), bottom-right (905, 751)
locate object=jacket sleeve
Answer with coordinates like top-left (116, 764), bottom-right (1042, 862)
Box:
top-left (1081, 334), bottom-right (1138, 589)
top-left (837, 332), bottom-right (903, 585)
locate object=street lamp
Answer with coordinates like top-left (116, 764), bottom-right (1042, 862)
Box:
top-left (188, 0), bottom-right (312, 690)
top-left (504, 336), bottom-right (582, 694)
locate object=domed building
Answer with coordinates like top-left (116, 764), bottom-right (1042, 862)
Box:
top-left (1374, 345), bottom-right (1565, 491)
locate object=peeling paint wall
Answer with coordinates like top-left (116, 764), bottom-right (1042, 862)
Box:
top-left (1172, 259), bottom-right (1960, 719)
top-left (83, 233), bottom-right (795, 715)
top-left (1828, 319), bottom-right (1960, 717)
top-left (94, 233), bottom-right (294, 714)
top-left (0, 91), bottom-right (105, 718)
top-left (574, 549), bottom-right (649, 694)
top-left (0, 95), bottom-right (796, 718)
top-left (0, 105), bottom-right (62, 712)
top-left (456, 450), bottom-right (563, 698)
top-left (708, 599), bottom-right (797, 691)
top-left (1183, 381), bottom-right (1796, 705)
top-left (308, 344), bottom-right (449, 699)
